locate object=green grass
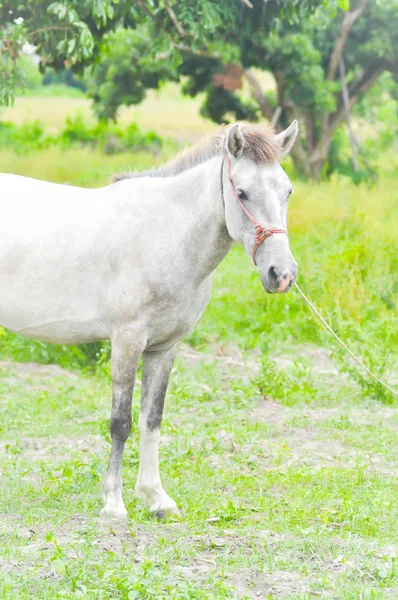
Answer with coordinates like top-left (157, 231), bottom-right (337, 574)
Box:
top-left (16, 84), bottom-right (87, 98)
top-left (0, 94), bottom-right (398, 597)
top-left (0, 144), bottom-right (178, 188)
top-left (0, 83), bottom-right (214, 141)
top-left (0, 348), bottom-right (397, 599)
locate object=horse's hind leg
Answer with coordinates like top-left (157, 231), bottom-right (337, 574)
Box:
top-left (101, 327), bottom-right (145, 518)
top-left (135, 346), bottom-right (179, 519)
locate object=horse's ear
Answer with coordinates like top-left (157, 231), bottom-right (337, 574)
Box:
top-left (275, 120), bottom-right (298, 156)
top-left (227, 124), bottom-right (245, 159)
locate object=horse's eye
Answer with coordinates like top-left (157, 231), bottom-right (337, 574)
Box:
top-left (236, 188), bottom-right (248, 201)
top-left (287, 188), bottom-right (293, 201)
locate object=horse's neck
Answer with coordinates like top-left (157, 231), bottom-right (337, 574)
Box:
top-left (171, 155), bottom-right (233, 280)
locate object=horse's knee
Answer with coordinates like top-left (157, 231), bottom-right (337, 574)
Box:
top-left (110, 413), bottom-right (132, 442)
top-left (146, 409), bottom-right (162, 432)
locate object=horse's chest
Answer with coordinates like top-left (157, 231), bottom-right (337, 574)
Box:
top-left (145, 279), bottom-right (212, 350)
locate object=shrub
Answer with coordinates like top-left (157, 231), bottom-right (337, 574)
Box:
top-left (60, 114), bottom-right (162, 154)
top-left (0, 119), bottom-right (54, 154)
top-left (0, 114), bottom-right (163, 156)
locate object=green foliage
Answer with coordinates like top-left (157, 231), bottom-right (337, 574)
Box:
top-left (3, 0), bottom-right (392, 181)
top-left (356, 73), bottom-right (398, 152)
top-left (0, 22), bottom-right (27, 104)
top-left (61, 114), bottom-right (163, 153)
top-left (88, 27), bottom-right (177, 122)
top-left (42, 68), bottom-right (87, 92)
top-left (0, 114), bottom-right (162, 155)
top-left (264, 32), bottom-right (337, 114)
top-left (18, 54), bottom-right (42, 89)
top-left (76, 2), bottom-right (397, 182)
top-left (0, 119), bottom-right (54, 154)
top-left (0, 330), bottom-right (99, 369)
top-left (199, 85), bottom-right (259, 124)
top-left (1, 1), bottom-right (340, 107)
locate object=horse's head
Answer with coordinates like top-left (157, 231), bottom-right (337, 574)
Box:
top-left (223, 121), bottom-right (298, 294)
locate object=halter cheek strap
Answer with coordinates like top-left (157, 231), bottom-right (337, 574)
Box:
top-left (226, 155), bottom-right (288, 265)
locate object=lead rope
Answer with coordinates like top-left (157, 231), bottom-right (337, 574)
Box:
top-left (224, 156), bottom-right (397, 396)
top-left (294, 283), bottom-right (398, 398)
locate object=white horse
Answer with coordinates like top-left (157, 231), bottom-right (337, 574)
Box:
top-left (0, 122), bottom-right (298, 519)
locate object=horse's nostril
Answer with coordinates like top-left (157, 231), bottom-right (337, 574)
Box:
top-left (268, 266), bottom-right (279, 285)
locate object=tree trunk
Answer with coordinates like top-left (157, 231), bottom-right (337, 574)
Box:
top-left (245, 59), bottom-right (387, 179)
top-left (308, 60), bottom-right (386, 177)
top-left (340, 57), bottom-right (359, 172)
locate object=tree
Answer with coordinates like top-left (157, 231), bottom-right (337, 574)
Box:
top-left (86, 1), bottom-right (397, 180)
top-left (1, 0), bottom-right (341, 106)
top-left (87, 26), bottom-right (177, 122)
top-left (179, 0), bottom-right (398, 178)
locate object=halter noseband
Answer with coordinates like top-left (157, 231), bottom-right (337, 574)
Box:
top-left (226, 155), bottom-right (288, 265)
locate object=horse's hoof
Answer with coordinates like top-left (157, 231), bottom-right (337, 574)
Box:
top-left (154, 509), bottom-right (168, 521)
top-left (150, 502), bottom-right (180, 521)
top-left (100, 505), bottom-right (127, 520)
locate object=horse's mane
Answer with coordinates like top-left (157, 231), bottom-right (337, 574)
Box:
top-left (112, 124), bottom-right (281, 183)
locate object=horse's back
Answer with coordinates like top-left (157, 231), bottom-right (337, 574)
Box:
top-left (0, 174), bottom-right (113, 343)
top-left (0, 174), bottom-right (102, 234)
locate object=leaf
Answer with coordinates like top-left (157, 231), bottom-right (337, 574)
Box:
top-left (338, 0), bottom-right (350, 10)
top-left (52, 559), bottom-right (66, 575)
top-left (67, 38), bottom-right (76, 54)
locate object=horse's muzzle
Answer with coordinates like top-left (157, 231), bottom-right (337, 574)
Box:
top-left (261, 262), bottom-right (298, 294)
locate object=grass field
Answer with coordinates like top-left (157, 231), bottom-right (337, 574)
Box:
top-left (0, 84), bottom-right (214, 141)
top-left (0, 90), bottom-right (398, 599)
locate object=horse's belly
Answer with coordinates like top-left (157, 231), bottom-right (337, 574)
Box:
top-left (0, 250), bottom-right (109, 344)
top-left (0, 298), bottom-right (108, 344)
top-left (0, 227), bottom-right (112, 343)
top-left (9, 321), bottom-right (106, 344)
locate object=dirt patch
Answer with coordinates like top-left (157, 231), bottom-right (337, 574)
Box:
top-left (230, 567), bottom-right (310, 599)
top-left (248, 398), bottom-right (398, 474)
top-left (249, 398), bottom-right (290, 426)
top-left (180, 343), bottom-right (260, 378)
top-left (0, 434), bottom-right (107, 463)
top-left (271, 343), bottom-right (339, 376)
top-left (0, 360), bottom-right (78, 380)
top-left (4, 511), bottom-right (154, 573)
top-left (181, 342), bottom-right (344, 380)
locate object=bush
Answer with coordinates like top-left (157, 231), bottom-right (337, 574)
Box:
top-left (0, 119), bottom-right (54, 154)
top-left (60, 114), bottom-right (162, 155)
top-left (42, 68), bottom-right (87, 92)
top-left (0, 326), bottom-right (110, 371)
top-left (0, 114), bottom-right (163, 156)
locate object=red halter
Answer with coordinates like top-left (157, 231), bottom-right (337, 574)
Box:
top-left (227, 155), bottom-right (288, 265)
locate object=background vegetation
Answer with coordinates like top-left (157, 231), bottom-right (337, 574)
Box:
top-left (0, 1), bottom-right (397, 598)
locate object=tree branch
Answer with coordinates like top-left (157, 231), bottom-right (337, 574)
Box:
top-left (339, 56), bottom-right (359, 172)
top-left (310, 60), bottom-right (386, 168)
top-left (136, 0), bottom-right (153, 17)
top-left (28, 26), bottom-right (75, 38)
top-left (244, 68), bottom-right (274, 121)
top-left (175, 43), bottom-right (220, 59)
top-left (270, 106), bottom-right (282, 127)
top-left (344, 60), bottom-right (387, 108)
top-left (163, 1), bottom-right (187, 38)
top-left (244, 68), bottom-right (311, 175)
top-left (327, 0), bottom-right (369, 80)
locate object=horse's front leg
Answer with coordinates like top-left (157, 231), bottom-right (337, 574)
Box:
top-left (101, 327), bottom-right (145, 518)
top-left (135, 346), bottom-right (179, 519)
